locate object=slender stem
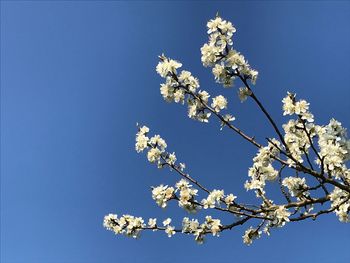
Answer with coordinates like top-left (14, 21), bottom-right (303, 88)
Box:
top-left (237, 74), bottom-right (288, 150)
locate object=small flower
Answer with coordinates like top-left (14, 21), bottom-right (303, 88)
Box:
top-left (202, 189), bottom-right (224, 209)
top-left (147, 148), bottom-right (161, 163)
top-left (156, 55), bottom-right (182, 78)
top-left (224, 194), bottom-right (237, 207)
top-left (149, 135), bottom-right (167, 151)
top-left (135, 125), bottom-right (150, 153)
top-left (165, 225), bottom-right (176, 237)
top-left (148, 218), bottom-right (157, 228)
top-left (179, 162), bottom-right (186, 171)
top-left (163, 218), bottom-right (172, 226)
top-left (167, 152), bottom-right (177, 165)
top-left (238, 87), bottom-right (252, 102)
top-left (174, 89), bottom-right (185, 104)
top-left (243, 227), bottom-right (261, 245)
top-left (198, 90), bottom-right (210, 103)
top-left (212, 64), bottom-right (226, 81)
top-left (152, 185), bottom-right (174, 208)
top-left (220, 114), bottom-right (235, 130)
top-left (272, 206), bottom-right (291, 227)
top-left (282, 92), bottom-right (296, 115)
top-left (135, 134), bottom-right (149, 153)
top-left (211, 95), bottom-right (228, 112)
top-left (282, 177), bottom-right (308, 198)
top-left (210, 219), bottom-right (222, 236)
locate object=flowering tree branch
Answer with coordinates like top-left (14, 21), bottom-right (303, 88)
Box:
top-left (103, 14), bottom-right (350, 245)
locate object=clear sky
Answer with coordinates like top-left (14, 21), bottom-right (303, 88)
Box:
top-left (1, 1), bottom-right (349, 263)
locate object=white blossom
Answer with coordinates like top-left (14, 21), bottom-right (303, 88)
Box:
top-left (156, 55), bottom-right (182, 78)
top-left (165, 225), bottom-right (176, 237)
top-left (148, 218), bottom-right (157, 228)
top-left (211, 95), bottom-right (228, 112)
top-left (220, 114), bottom-right (235, 130)
top-left (317, 119), bottom-right (350, 173)
top-left (135, 134), bottom-right (149, 153)
top-left (201, 15), bottom-right (257, 87)
top-left (160, 82), bottom-right (175, 102)
top-left (178, 70), bottom-right (200, 92)
top-left (282, 92), bottom-right (314, 123)
top-left (212, 64), bottom-right (226, 81)
top-left (175, 179), bottom-right (199, 212)
top-left (282, 177), bottom-right (309, 198)
top-left (283, 119), bottom-right (315, 165)
top-left (103, 214), bottom-right (145, 238)
top-left (245, 139), bottom-right (281, 191)
top-left (224, 193), bottom-right (237, 207)
top-left (243, 227), bottom-right (261, 245)
top-left (103, 213), bottom-right (118, 231)
top-left (162, 218), bottom-right (172, 226)
top-left (182, 217), bottom-right (200, 233)
top-left (152, 185), bottom-right (175, 208)
top-left (202, 189), bottom-right (224, 209)
top-left (330, 187), bottom-right (350, 222)
top-left (201, 43), bottom-right (220, 67)
top-left (149, 135), bottom-right (167, 151)
top-left (187, 95), bottom-right (211, 123)
top-left (271, 206), bottom-right (291, 227)
top-left (174, 89), bottom-right (185, 104)
top-left (205, 216), bottom-right (222, 236)
top-left (294, 100), bottom-right (309, 115)
top-left (167, 152), bottom-right (177, 165)
top-left (179, 162), bottom-right (186, 171)
top-left (147, 148), bottom-right (161, 163)
top-left (207, 16), bottom-right (236, 36)
top-left (282, 92), bottom-right (296, 116)
top-left (238, 87), bottom-right (252, 102)
top-left (135, 125), bottom-right (150, 153)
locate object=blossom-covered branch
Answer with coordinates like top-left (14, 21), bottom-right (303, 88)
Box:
top-left (104, 14), bottom-right (350, 245)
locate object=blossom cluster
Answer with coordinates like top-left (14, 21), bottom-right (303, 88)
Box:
top-left (201, 16), bottom-right (258, 88)
top-left (157, 54), bottom-right (231, 122)
top-left (200, 189), bottom-right (237, 210)
top-left (329, 187), bottom-right (350, 222)
top-left (317, 119), bottom-right (350, 178)
top-left (135, 125), bottom-right (168, 164)
top-left (282, 176), bottom-right (309, 199)
top-left (245, 139), bottom-right (281, 192)
top-left (254, 201), bottom-right (291, 236)
top-left (151, 179), bottom-right (202, 213)
top-left (281, 93), bottom-right (350, 178)
top-left (281, 93), bottom-right (319, 165)
top-left (238, 87), bottom-right (252, 103)
top-left (283, 119), bottom-right (315, 165)
top-left (156, 55), bottom-right (209, 122)
top-left (103, 214), bottom-right (146, 238)
top-left (201, 189), bottom-right (224, 209)
top-left (152, 184), bottom-right (175, 208)
top-left (282, 92), bottom-right (314, 122)
top-left (243, 227), bottom-right (261, 245)
top-left (182, 216), bottom-right (222, 244)
top-left (135, 125), bottom-right (181, 170)
top-left (175, 179), bottom-right (199, 212)
top-left (267, 205), bottom-right (291, 228)
top-left (243, 205), bottom-right (291, 243)
top-left (201, 16), bottom-right (235, 67)
top-left (211, 95), bottom-right (228, 112)
top-left (163, 218), bottom-right (176, 237)
top-left (103, 213), bottom-right (224, 241)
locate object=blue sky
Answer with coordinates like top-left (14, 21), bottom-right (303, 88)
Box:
top-left (1, 1), bottom-right (349, 263)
